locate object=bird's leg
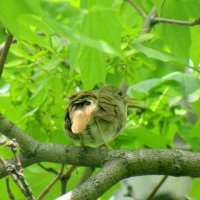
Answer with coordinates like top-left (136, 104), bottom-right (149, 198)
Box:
top-left (95, 119), bottom-right (109, 149)
top-left (80, 134), bottom-right (85, 146)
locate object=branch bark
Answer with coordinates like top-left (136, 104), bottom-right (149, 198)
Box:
top-left (57, 149), bottom-right (200, 200)
top-left (1, 112), bottom-right (200, 199)
top-left (153, 16), bottom-right (200, 26)
top-left (126, 0), bottom-right (200, 34)
top-left (0, 32), bottom-right (13, 78)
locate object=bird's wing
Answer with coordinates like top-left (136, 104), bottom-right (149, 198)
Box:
top-left (65, 91), bottom-right (98, 134)
top-left (95, 95), bottom-right (119, 122)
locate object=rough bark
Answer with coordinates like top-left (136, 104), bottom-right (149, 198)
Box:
top-left (1, 112), bottom-right (200, 199)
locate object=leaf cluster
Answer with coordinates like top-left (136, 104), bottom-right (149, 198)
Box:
top-left (0, 0), bottom-right (200, 199)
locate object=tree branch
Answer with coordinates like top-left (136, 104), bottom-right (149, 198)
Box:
top-left (56, 148), bottom-right (200, 200)
top-left (153, 16), bottom-right (200, 26)
top-left (56, 160), bottom-right (127, 200)
top-left (126, 1), bottom-right (200, 35)
top-left (6, 177), bottom-right (15, 200)
top-left (0, 32), bottom-right (13, 78)
top-left (1, 112), bottom-right (200, 199)
top-left (36, 164), bottom-right (65, 200)
top-left (61, 165), bottom-right (76, 193)
top-left (145, 175), bottom-right (168, 200)
top-left (126, 0), bottom-right (147, 19)
top-left (142, 6), bottom-right (157, 34)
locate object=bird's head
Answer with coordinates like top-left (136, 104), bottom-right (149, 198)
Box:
top-left (98, 86), bottom-right (135, 106)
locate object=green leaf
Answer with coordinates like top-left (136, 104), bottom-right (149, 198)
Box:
top-left (122, 127), bottom-right (170, 148)
top-left (81, 0), bottom-right (112, 8)
top-left (184, 120), bottom-right (200, 151)
top-left (28, 78), bottom-right (50, 108)
top-left (190, 26), bottom-right (200, 66)
top-left (79, 48), bottom-right (106, 88)
top-left (156, 0), bottom-right (191, 58)
top-left (0, 0), bottom-right (50, 46)
top-left (133, 43), bottom-right (186, 64)
top-left (189, 178), bottom-right (200, 200)
top-left (69, 1), bottom-right (124, 88)
top-left (19, 107), bottom-right (39, 120)
top-left (120, 1), bottom-right (141, 28)
top-left (0, 79), bottom-right (9, 95)
top-left (128, 72), bottom-right (200, 98)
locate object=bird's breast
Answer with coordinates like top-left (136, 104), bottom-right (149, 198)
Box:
top-left (79, 117), bottom-right (122, 146)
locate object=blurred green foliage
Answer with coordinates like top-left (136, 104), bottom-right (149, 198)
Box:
top-left (0, 0), bottom-right (200, 199)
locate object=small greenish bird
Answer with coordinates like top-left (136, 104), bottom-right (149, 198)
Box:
top-left (64, 86), bottom-right (135, 146)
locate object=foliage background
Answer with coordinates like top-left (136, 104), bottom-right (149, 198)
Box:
top-left (0, 0), bottom-right (200, 199)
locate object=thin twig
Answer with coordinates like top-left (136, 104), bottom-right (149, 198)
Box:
top-left (145, 175), bottom-right (168, 200)
top-left (8, 140), bottom-right (22, 174)
top-left (0, 32), bottom-right (13, 78)
top-left (0, 156), bottom-right (27, 198)
top-left (126, 0), bottom-right (147, 19)
top-left (6, 177), bottom-right (15, 200)
top-left (127, 0), bottom-right (200, 36)
top-left (61, 165), bottom-right (76, 194)
top-left (37, 163), bottom-right (76, 194)
top-left (36, 164), bottom-right (65, 200)
top-left (153, 16), bottom-right (200, 26)
top-left (38, 163), bottom-right (75, 194)
top-left (7, 140), bottom-right (34, 200)
top-left (142, 6), bottom-right (157, 34)
top-left (38, 163), bottom-right (58, 175)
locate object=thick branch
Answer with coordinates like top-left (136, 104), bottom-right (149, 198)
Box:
top-left (1, 112), bottom-right (200, 199)
top-left (56, 160), bottom-right (127, 200)
top-left (0, 113), bottom-right (39, 151)
top-left (0, 33), bottom-right (13, 78)
top-left (57, 149), bottom-right (200, 200)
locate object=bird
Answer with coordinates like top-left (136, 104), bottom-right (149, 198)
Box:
top-left (64, 86), bottom-right (135, 147)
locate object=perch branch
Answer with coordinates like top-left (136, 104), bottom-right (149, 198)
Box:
top-left (56, 149), bottom-right (200, 200)
top-left (1, 112), bottom-right (200, 199)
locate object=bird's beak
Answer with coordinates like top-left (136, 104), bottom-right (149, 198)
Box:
top-left (125, 96), bottom-right (136, 105)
